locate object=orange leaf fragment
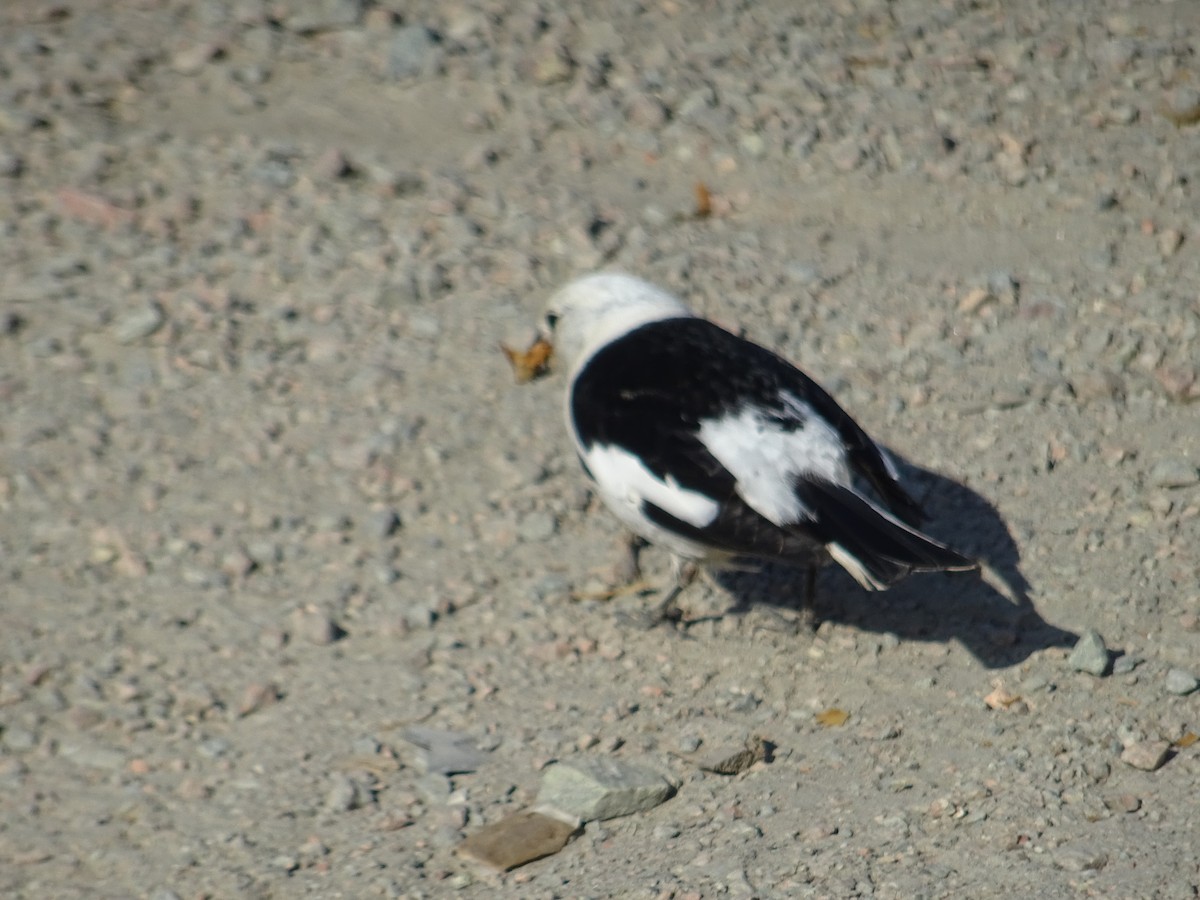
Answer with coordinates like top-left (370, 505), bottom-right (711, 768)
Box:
top-left (984, 681), bottom-right (1024, 711)
top-left (500, 337), bottom-right (554, 384)
top-left (694, 181), bottom-right (713, 218)
top-left (1174, 731), bottom-right (1198, 749)
top-left (815, 707), bottom-right (849, 728)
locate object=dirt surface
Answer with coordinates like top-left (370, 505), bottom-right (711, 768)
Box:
top-left (2, 1), bottom-right (1199, 897)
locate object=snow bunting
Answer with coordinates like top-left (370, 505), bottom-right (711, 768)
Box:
top-left (542, 272), bottom-right (977, 621)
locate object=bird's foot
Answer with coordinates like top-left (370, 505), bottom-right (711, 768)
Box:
top-left (616, 588), bottom-right (686, 630)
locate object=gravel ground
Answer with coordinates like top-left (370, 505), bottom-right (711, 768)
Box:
top-left (2, 0), bottom-right (1199, 897)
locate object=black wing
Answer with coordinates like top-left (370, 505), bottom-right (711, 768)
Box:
top-left (570, 317), bottom-right (975, 586)
top-left (571, 318), bottom-right (922, 521)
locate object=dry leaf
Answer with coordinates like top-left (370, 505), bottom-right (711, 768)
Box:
top-left (815, 707), bottom-right (849, 728)
top-left (1173, 731), bottom-right (1198, 749)
top-left (693, 181), bottom-right (712, 218)
top-left (1160, 100), bottom-right (1200, 127)
top-left (984, 680), bottom-right (1024, 711)
top-left (500, 337), bottom-right (554, 384)
top-left (699, 735), bottom-right (772, 775)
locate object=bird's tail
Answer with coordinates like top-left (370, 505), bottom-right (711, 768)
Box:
top-left (794, 479), bottom-right (977, 591)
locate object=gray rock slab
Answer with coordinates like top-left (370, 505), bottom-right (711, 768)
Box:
top-left (402, 726), bottom-right (487, 775)
top-left (537, 757), bottom-right (676, 822)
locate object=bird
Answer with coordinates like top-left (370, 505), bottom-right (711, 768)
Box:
top-left (540, 271), bottom-right (978, 625)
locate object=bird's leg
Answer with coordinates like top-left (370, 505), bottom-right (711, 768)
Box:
top-left (613, 532), bottom-right (648, 585)
top-left (799, 564), bottom-right (819, 631)
top-left (570, 534), bottom-right (654, 603)
top-left (619, 555), bottom-right (697, 629)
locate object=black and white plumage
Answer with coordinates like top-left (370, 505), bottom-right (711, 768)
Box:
top-left (543, 272), bottom-right (976, 611)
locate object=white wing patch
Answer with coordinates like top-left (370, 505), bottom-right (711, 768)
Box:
top-left (698, 394), bottom-right (850, 526)
top-left (582, 443), bottom-right (721, 529)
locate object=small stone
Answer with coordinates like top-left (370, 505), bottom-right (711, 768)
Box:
top-left (220, 550), bottom-right (256, 579)
top-left (516, 511), bottom-right (557, 543)
top-left (0, 149), bottom-right (23, 178)
top-left (829, 137), bottom-right (864, 172)
top-left (312, 147), bottom-right (354, 180)
top-left (172, 681), bottom-right (219, 718)
top-left (1157, 228), bottom-right (1184, 259)
top-left (173, 42), bottom-right (223, 75)
top-left (368, 508), bottom-right (401, 539)
top-left (286, 0), bottom-right (364, 33)
top-left (536, 757), bottom-right (676, 822)
top-left (1068, 629), bottom-right (1110, 676)
top-left (237, 681), bottom-right (281, 716)
top-left (291, 607), bottom-right (344, 645)
top-left (1111, 655), bottom-right (1142, 676)
top-left (402, 726), bottom-right (487, 775)
top-left (1120, 740), bottom-right (1171, 772)
top-left (457, 809), bottom-right (580, 871)
top-left (739, 132), bottom-right (766, 158)
top-left (272, 855), bottom-right (299, 873)
top-left (388, 25), bottom-right (438, 81)
top-left (2, 726), bottom-right (38, 752)
top-left (1154, 366), bottom-right (1200, 403)
top-left (1162, 87), bottom-right (1200, 126)
top-left (60, 741), bottom-right (126, 770)
top-left (1147, 458), bottom-right (1199, 489)
top-left (298, 836), bottom-right (330, 861)
top-left (198, 738), bottom-right (231, 759)
top-left (1164, 668), bottom-right (1199, 696)
top-left (177, 777), bottom-right (212, 800)
top-left (1084, 244), bottom-right (1115, 272)
top-left (530, 41), bottom-right (574, 85)
top-left (1054, 845), bottom-right (1109, 872)
top-left (113, 304), bottom-right (164, 344)
top-left (325, 774), bottom-right (366, 812)
top-left (1104, 793), bottom-right (1141, 814)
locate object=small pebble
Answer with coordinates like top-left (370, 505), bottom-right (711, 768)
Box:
top-left (1147, 459), bottom-right (1199, 489)
top-left (1120, 740), bottom-right (1171, 772)
top-left (517, 511), bottom-right (557, 543)
top-left (1164, 669), bottom-right (1199, 696)
top-left (1068, 630), bottom-right (1110, 676)
top-left (113, 304), bottom-right (164, 344)
top-left (325, 774), bottom-right (366, 812)
top-left (1053, 845), bottom-right (1109, 872)
top-left (291, 607), bottom-right (344, 645)
top-left (1111, 655), bottom-right (1142, 676)
top-left (388, 25), bottom-right (438, 81)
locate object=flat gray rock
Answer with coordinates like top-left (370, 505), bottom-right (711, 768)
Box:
top-left (537, 757), bottom-right (676, 822)
top-left (402, 726), bottom-right (487, 775)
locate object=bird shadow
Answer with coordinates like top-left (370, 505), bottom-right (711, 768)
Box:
top-left (705, 455), bottom-right (1077, 669)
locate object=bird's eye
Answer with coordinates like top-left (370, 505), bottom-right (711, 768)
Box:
top-left (544, 312), bottom-right (560, 330)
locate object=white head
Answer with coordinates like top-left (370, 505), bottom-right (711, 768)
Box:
top-left (542, 273), bottom-right (693, 373)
